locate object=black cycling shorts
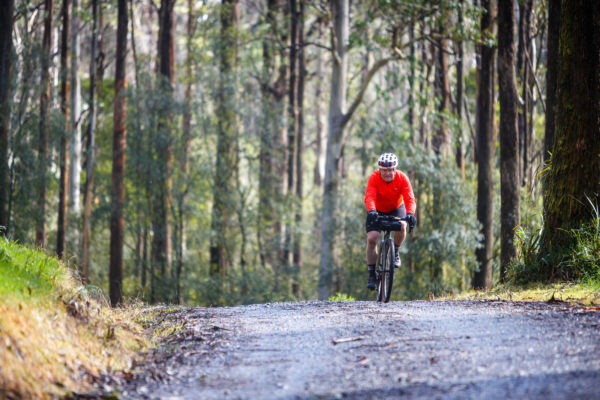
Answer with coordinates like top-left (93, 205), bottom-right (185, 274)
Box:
top-left (365, 204), bottom-right (406, 232)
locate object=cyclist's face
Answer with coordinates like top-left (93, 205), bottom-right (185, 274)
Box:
top-left (379, 167), bottom-right (396, 182)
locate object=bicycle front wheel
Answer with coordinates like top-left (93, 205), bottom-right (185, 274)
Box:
top-left (376, 240), bottom-right (385, 302)
top-left (381, 239), bottom-right (395, 303)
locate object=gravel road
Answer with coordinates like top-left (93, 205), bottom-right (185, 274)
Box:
top-left (115, 300), bottom-right (600, 399)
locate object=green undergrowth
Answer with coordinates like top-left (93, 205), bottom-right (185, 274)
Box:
top-left (508, 205), bottom-right (600, 284)
top-left (0, 238), bottom-right (69, 303)
top-left (328, 292), bottom-right (356, 302)
top-left (0, 237), bottom-right (151, 399)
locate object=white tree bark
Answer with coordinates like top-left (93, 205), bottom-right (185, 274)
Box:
top-left (69, 0), bottom-right (81, 215)
top-left (318, 0), bottom-right (348, 300)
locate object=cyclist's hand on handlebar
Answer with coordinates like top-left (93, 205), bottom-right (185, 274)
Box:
top-left (367, 209), bottom-right (378, 225)
top-left (406, 213), bottom-right (416, 230)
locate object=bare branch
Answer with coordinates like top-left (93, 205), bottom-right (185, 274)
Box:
top-left (302, 41), bottom-right (332, 52)
top-left (525, 47), bottom-right (546, 113)
top-left (343, 55), bottom-right (401, 126)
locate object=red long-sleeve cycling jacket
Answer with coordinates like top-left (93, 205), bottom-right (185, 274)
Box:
top-left (364, 170), bottom-right (416, 214)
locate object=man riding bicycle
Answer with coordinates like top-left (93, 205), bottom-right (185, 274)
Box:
top-left (365, 153), bottom-right (417, 290)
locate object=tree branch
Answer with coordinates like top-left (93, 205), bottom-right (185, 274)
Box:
top-left (330, 23), bottom-right (342, 66)
top-left (525, 47), bottom-right (546, 113)
top-left (342, 54), bottom-right (401, 126)
top-left (303, 41), bottom-right (332, 52)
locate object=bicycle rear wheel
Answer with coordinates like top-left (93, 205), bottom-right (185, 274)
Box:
top-left (382, 239), bottom-right (395, 302)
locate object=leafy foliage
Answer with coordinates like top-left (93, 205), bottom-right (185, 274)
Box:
top-left (508, 198), bottom-right (600, 285)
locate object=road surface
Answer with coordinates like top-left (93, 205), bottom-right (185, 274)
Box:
top-left (113, 300), bottom-right (600, 399)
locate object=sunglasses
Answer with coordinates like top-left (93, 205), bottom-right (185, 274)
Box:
top-left (378, 161), bottom-right (396, 168)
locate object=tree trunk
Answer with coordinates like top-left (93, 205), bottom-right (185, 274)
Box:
top-left (96, 1), bottom-right (105, 99)
top-left (210, 0), bottom-right (240, 278)
top-left (284, 0), bottom-right (299, 278)
top-left (318, 0), bottom-right (349, 300)
top-left (57, 0), bottom-right (70, 259)
top-left (517, 0), bottom-right (533, 186)
top-left (174, 0), bottom-right (195, 304)
top-left (142, 225), bottom-right (148, 287)
top-left (81, 0), bottom-right (99, 284)
top-left (313, 19), bottom-right (324, 186)
top-left (36, 0), bottom-right (53, 248)
top-left (432, 5), bottom-right (450, 157)
top-left (0, 0), bottom-right (14, 232)
top-left (68, 0), bottom-right (82, 250)
top-left (541, 1), bottom-right (600, 270)
top-left (408, 22), bottom-right (415, 144)
top-left (543, 0), bottom-right (560, 195)
top-left (473, 0), bottom-right (496, 290)
top-left (498, 0), bottom-right (520, 281)
top-left (455, 0), bottom-right (465, 178)
top-left (258, 0), bottom-right (286, 278)
top-left (151, 0), bottom-right (175, 301)
top-left (418, 25), bottom-right (433, 148)
top-left (292, 0), bottom-right (305, 298)
top-left (109, 0), bottom-right (128, 307)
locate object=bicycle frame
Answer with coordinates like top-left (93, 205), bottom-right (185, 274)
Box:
top-left (374, 215), bottom-right (409, 303)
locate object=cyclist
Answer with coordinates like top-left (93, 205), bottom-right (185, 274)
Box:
top-left (365, 153), bottom-right (417, 290)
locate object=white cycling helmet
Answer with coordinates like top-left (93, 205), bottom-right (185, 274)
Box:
top-left (378, 153), bottom-right (398, 168)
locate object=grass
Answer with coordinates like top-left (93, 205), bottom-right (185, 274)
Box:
top-left (438, 281), bottom-right (600, 305)
top-left (0, 237), bottom-right (151, 399)
top-left (328, 292), bottom-right (356, 302)
top-left (0, 238), bottom-right (68, 302)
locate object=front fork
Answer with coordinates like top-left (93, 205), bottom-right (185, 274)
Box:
top-left (375, 233), bottom-right (392, 281)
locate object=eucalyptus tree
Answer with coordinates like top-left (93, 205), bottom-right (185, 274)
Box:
top-left (541, 1), bottom-right (600, 273)
top-left (210, 0), bottom-right (240, 278)
top-left (432, 2), bottom-right (450, 158)
top-left (0, 0), bottom-right (14, 232)
top-left (517, 0), bottom-right (534, 187)
top-left (174, 0), bottom-right (196, 303)
top-left (68, 0), bottom-right (82, 240)
top-left (258, 0), bottom-right (286, 284)
top-left (81, 0), bottom-right (100, 285)
top-left (109, 0), bottom-right (129, 307)
top-left (57, 0), bottom-right (70, 259)
top-left (151, 0), bottom-right (176, 302)
top-left (36, 0), bottom-right (53, 248)
top-left (543, 0), bottom-right (560, 190)
top-left (292, 0), bottom-right (306, 298)
top-left (498, 0), bottom-right (520, 281)
top-left (473, 0), bottom-right (496, 290)
top-left (454, 0), bottom-right (465, 178)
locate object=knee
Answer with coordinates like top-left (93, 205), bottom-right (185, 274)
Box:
top-left (367, 231), bottom-right (379, 247)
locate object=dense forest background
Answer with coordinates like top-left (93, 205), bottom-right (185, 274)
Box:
top-left (0, 0), bottom-right (598, 306)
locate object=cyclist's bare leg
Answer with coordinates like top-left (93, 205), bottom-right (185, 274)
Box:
top-left (366, 230), bottom-right (379, 265)
top-left (393, 221), bottom-right (407, 248)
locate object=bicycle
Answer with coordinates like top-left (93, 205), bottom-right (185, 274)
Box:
top-left (374, 215), bottom-right (413, 303)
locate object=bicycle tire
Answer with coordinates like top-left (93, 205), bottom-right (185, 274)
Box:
top-left (377, 239), bottom-right (391, 302)
top-left (383, 239), bottom-right (395, 302)
top-left (376, 240), bottom-right (384, 302)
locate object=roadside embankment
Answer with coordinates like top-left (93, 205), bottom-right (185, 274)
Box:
top-left (0, 237), bottom-right (149, 399)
